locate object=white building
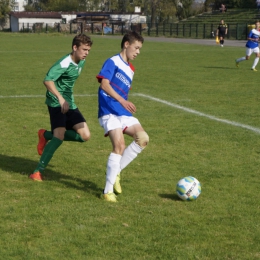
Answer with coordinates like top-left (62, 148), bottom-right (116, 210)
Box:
top-left (9, 12), bottom-right (77, 32)
top-left (13, 0), bottom-right (28, 12)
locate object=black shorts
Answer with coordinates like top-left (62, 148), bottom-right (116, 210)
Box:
top-left (48, 106), bottom-right (86, 131)
top-left (219, 33), bottom-right (226, 38)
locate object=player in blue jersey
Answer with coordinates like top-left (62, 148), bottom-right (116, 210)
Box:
top-left (235, 21), bottom-right (260, 71)
top-left (96, 31), bottom-right (149, 202)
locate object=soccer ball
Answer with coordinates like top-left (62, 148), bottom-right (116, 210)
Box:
top-left (176, 176), bottom-right (201, 201)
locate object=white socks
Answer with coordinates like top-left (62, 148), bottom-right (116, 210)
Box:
top-left (120, 141), bottom-right (143, 170)
top-left (104, 153), bottom-right (122, 194)
top-left (104, 142), bottom-right (143, 194)
top-left (236, 57), bottom-right (246, 63)
top-left (236, 57), bottom-right (259, 69)
top-left (252, 57), bottom-right (259, 69)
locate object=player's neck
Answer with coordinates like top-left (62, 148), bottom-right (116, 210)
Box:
top-left (70, 53), bottom-right (80, 64)
top-left (119, 51), bottom-right (129, 63)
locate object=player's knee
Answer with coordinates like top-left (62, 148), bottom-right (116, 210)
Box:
top-left (135, 131), bottom-right (149, 148)
top-left (81, 132), bottom-right (91, 142)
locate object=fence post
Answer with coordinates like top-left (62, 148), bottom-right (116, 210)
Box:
top-left (170, 23), bottom-right (172, 36)
top-left (148, 23), bottom-right (150, 36)
top-left (163, 21), bottom-right (165, 35)
top-left (177, 23), bottom-right (179, 36)
top-left (183, 24), bottom-right (185, 37)
top-left (46, 23), bottom-right (47, 33)
top-left (156, 23), bottom-right (158, 36)
top-left (196, 24), bottom-right (198, 37)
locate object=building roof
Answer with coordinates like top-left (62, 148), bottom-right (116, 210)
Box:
top-left (9, 11), bottom-right (77, 19)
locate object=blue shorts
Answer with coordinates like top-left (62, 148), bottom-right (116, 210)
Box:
top-left (48, 106), bottom-right (86, 131)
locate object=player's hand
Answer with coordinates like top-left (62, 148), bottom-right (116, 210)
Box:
top-left (120, 100), bottom-right (136, 113)
top-left (59, 98), bottom-right (69, 114)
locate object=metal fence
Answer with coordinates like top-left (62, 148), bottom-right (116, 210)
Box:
top-left (18, 22), bottom-right (250, 40)
top-left (146, 23), bottom-right (249, 40)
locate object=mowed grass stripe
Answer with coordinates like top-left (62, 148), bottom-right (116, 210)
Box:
top-left (2, 93), bottom-right (260, 135)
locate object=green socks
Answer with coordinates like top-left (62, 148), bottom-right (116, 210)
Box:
top-left (34, 137), bottom-right (63, 174)
top-left (34, 130), bottom-right (85, 174)
top-left (64, 130), bottom-right (85, 142)
top-left (44, 130), bottom-right (85, 142)
top-left (44, 131), bottom-right (53, 141)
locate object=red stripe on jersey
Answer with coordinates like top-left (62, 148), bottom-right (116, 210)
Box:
top-left (96, 75), bottom-right (104, 83)
top-left (110, 82), bottom-right (129, 99)
top-left (129, 62), bottom-right (135, 72)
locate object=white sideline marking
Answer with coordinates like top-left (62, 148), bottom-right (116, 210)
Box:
top-left (1, 93), bottom-right (260, 134)
top-left (135, 93), bottom-right (260, 135)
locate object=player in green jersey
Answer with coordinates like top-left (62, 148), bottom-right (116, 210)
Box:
top-left (29, 34), bottom-right (93, 181)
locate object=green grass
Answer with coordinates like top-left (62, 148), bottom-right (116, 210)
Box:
top-left (1, 32), bottom-right (260, 259)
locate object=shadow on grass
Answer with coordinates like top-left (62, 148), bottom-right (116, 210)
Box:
top-left (158, 193), bottom-right (180, 201)
top-left (0, 154), bottom-right (101, 197)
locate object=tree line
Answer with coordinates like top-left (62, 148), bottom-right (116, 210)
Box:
top-left (0, 0), bottom-right (258, 30)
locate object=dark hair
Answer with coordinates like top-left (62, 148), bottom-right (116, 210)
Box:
top-left (121, 31), bottom-right (144, 49)
top-left (72, 34), bottom-right (93, 49)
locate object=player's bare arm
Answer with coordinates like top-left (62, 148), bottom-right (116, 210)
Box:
top-left (100, 78), bottom-right (136, 113)
top-left (43, 80), bottom-right (69, 114)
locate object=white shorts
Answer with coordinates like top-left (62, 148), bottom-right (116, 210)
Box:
top-left (246, 47), bottom-right (259, 56)
top-left (99, 114), bottom-right (141, 136)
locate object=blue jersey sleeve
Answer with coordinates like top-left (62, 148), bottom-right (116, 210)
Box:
top-left (96, 59), bottom-right (115, 83)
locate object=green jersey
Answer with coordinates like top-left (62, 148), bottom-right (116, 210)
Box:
top-left (44, 54), bottom-right (85, 109)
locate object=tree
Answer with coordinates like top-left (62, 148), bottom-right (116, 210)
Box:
top-left (0, 0), bottom-right (14, 29)
top-left (171, 0), bottom-right (193, 20)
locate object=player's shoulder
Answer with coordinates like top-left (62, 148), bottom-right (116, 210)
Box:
top-left (110, 54), bottom-right (121, 63)
top-left (59, 54), bottom-right (75, 68)
top-left (110, 54), bottom-right (128, 67)
top-left (252, 29), bottom-right (260, 36)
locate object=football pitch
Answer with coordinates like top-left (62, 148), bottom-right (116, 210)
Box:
top-left (1, 33), bottom-right (260, 259)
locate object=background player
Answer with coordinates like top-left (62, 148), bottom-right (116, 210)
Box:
top-left (216, 19), bottom-right (228, 47)
top-left (235, 21), bottom-right (260, 71)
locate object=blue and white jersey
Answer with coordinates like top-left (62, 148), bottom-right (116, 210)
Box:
top-left (96, 54), bottom-right (135, 118)
top-left (246, 29), bottom-right (260, 49)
